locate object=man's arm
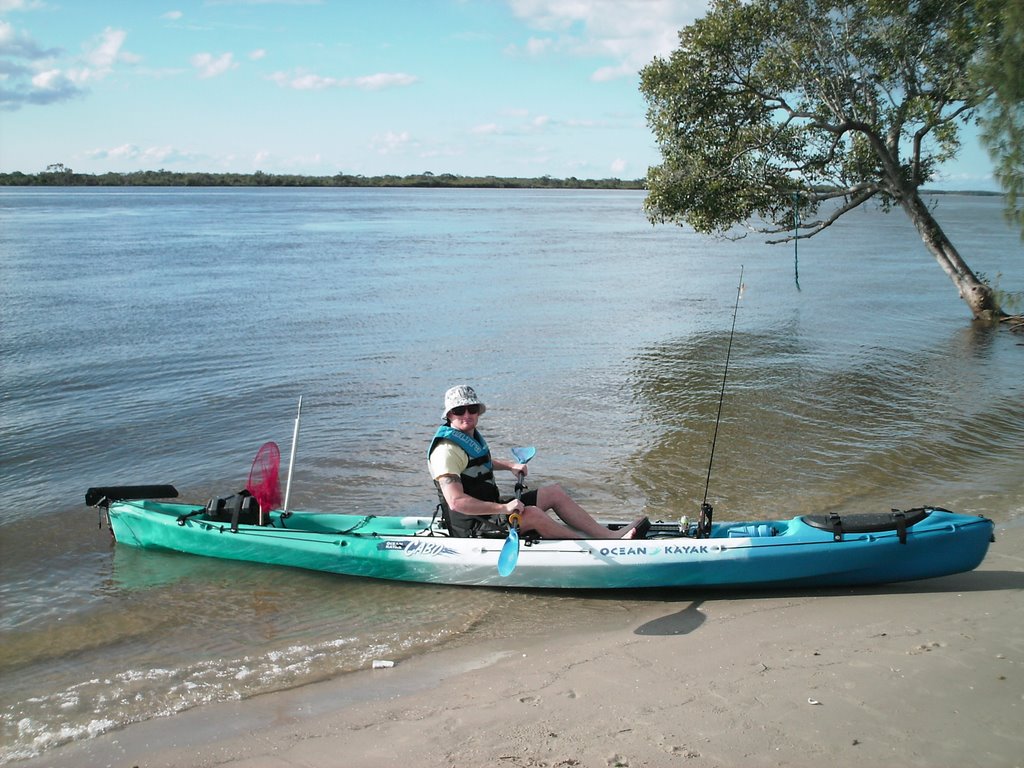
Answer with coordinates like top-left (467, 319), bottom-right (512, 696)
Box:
top-left (437, 475), bottom-right (521, 517)
top-left (491, 459), bottom-right (528, 476)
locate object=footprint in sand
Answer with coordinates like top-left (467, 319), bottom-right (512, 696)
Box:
top-left (909, 641), bottom-right (946, 654)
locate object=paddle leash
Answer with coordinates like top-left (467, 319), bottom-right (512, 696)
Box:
top-left (698, 267), bottom-right (744, 538)
top-left (792, 192), bottom-right (801, 291)
top-left (282, 396), bottom-right (302, 517)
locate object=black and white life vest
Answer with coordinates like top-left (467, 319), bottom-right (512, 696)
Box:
top-left (428, 425), bottom-right (503, 536)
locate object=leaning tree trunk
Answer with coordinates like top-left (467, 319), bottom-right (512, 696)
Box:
top-left (901, 192), bottom-right (1005, 321)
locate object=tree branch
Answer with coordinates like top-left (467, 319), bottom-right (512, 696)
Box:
top-left (764, 185), bottom-right (879, 243)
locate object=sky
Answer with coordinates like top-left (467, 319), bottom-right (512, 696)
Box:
top-left (0, 0), bottom-right (999, 188)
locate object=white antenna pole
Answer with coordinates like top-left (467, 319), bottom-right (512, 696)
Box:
top-left (283, 396), bottom-right (302, 513)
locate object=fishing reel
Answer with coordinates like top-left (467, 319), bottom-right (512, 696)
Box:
top-left (695, 502), bottom-right (714, 539)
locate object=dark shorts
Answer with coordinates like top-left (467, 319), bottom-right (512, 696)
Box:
top-left (512, 489), bottom-right (539, 508)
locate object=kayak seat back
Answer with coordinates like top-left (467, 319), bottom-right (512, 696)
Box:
top-left (205, 491), bottom-right (261, 530)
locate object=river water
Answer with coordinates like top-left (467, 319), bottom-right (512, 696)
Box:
top-left (1, 187), bottom-right (1021, 762)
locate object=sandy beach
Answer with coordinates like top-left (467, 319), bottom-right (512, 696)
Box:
top-left (23, 524), bottom-right (1023, 768)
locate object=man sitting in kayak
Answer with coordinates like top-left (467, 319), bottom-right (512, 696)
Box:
top-left (428, 385), bottom-right (648, 539)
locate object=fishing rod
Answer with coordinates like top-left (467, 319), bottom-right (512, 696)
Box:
top-left (697, 266), bottom-right (744, 538)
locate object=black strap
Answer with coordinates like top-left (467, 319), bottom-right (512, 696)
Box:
top-left (176, 507), bottom-right (207, 526)
top-left (229, 495), bottom-right (243, 533)
top-left (828, 512), bottom-right (843, 541)
top-left (428, 504), bottom-right (443, 536)
top-left (893, 509), bottom-right (907, 544)
top-left (338, 515), bottom-right (375, 535)
top-left (826, 510), bottom-right (909, 542)
top-left (228, 493), bottom-right (256, 532)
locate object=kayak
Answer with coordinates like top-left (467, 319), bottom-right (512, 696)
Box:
top-left (86, 485), bottom-right (995, 589)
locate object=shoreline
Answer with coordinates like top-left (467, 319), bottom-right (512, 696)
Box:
top-left (19, 524), bottom-right (1023, 768)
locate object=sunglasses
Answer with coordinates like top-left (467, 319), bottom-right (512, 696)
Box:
top-left (449, 404), bottom-right (481, 416)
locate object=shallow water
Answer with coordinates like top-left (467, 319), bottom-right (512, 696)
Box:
top-left (1, 187), bottom-right (1021, 762)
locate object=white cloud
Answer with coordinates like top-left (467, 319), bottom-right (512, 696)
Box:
top-left (161, 10), bottom-right (183, 20)
top-left (506, 0), bottom-right (701, 80)
top-left (64, 27), bottom-right (137, 84)
top-left (138, 145), bottom-right (188, 163)
top-left (564, 117), bottom-right (603, 128)
top-left (269, 70), bottom-right (335, 89)
top-left (370, 130), bottom-right (414, 155)
top-left (0, 0), bottom-right (44, 11)
top-left (353, 72), bottom-right (418, 90)
top-left (249, 48), bottom-right (267, 60)
top-left (470, 112), bottom-right (562, 138)
top-left (524, 36), bottom-right (553, 56)
top-left (86, 143), bottom-right (198, 165)
top-left (0, 19), bottom-right (54, 59)
top-left (98, 143), bottom-right (142, 159)
top-left (30, 69), bottom-right (64, 89)
top-left (206, 0), bottom-right (325, 5)
top-left (86, 27), bottom-right (127, 69)
top-left (610, 157), bottom-right (627, 175)
top-left (268, 69), bottom-right (418, 91)
top-left (507, 0), bottom-right (586, 31)
top-left (0, 23), bottom-right (136, 109)
top-left (89, 143), bottom-right (129, 159)
top-left (191, 52), bottom-right (237, 78)
top-left (471, 123), bottom-right (502, 135)
top-left (591, 62), bottom-right (635, 83)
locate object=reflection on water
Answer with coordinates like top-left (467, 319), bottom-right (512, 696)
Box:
top-left (628, 323), bottom-right (1024, 521)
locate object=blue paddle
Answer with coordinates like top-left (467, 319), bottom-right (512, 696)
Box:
top-left (497, 446), bottom-right (535, 577)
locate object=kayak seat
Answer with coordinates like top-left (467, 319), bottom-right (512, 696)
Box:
top-left (204, 491), bottom-right (262, 531)
top-left (802, 508), bottom-right (931, 543)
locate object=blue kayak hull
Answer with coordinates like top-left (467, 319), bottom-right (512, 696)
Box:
top-left (97, 497), bottom-right (995, 589)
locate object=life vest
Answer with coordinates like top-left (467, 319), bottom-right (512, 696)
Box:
top-left (428, 426), bottom-right (503, 536)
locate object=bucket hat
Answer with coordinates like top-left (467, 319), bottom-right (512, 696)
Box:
top-left (443, 385), bottom-right (486, 419)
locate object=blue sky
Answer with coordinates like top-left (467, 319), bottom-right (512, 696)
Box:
top-left (0, 0), bottom-right (998, 188)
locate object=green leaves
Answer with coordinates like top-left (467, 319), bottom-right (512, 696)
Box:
top-left (973, 0), bottom-right (1024, 230)
top-left (639, 0), bottom-right (999, 236)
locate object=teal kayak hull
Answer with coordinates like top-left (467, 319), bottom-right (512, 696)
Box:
top-left (99, 498), bottom-right (995, 590)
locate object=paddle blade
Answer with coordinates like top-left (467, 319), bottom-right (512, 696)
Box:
top-left (511, 446), bottom-right (536, 465)
top-left (246, 441), bottom-right (282, 513)
top-left (497, 528), bottom-right (520, 577)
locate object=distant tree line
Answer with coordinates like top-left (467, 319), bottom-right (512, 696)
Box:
top-left (2, 165), bottom-right (995, 196)
top-left (0, 165), bottom-right (646, 190)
